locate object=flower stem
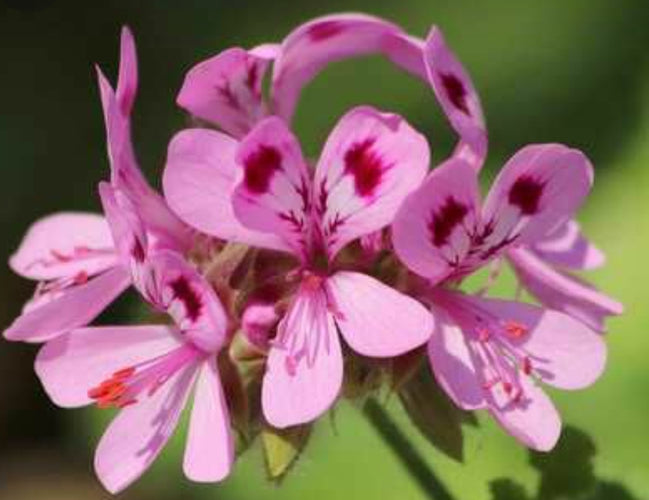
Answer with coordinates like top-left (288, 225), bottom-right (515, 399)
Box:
top-left (363, 398), bottom-right (456, 500)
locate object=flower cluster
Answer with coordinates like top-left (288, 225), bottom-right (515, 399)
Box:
top-left (3, 13), bottom-right (622, 494)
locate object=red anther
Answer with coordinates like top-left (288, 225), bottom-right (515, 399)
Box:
top-left (503, 382), bottom-right (513, 394)
top-left (73, 271), bottom-right (89, 285)
top-left (50, 249), bottom-right (72, 263)
top-left (112, 367), bottom-right (136, 379)
top-left (302, 273), bottom-right (323, 292)
top-left (504, 320), bottom-right (528, 339)
top-left (476, 327), bottom-right (491, 342)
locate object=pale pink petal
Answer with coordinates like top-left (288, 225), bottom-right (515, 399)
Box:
top-left (314, 106), bottom-right (430, 258)
top-left (509, 248), bottom-right (622, 333)
top-left (163, 128), bottom-right (287, 251)
top-left (176, 48), bottom-right (272, 138)
top-left (327, 271), bottom-right (432, 356)
top-left (232, 117), bottom-right (312, 257)
top-left (424, 27), bottom-right (487, 169)
top-left (271, 13), bottom-right (407, 122)
top-left (488, 375), bottom-right (561, 452)
top-left (426, 306), bottom-right (486, 410)
top-left (458, 293), bottom-right (607, 390)
top-left (530, 220), bottom-right (605, 270)
top-left (183, 361), bottom-right (234, 482)
top-left (95, 364), bottom-right (197, 494)
top-left (9, 212), bottom-right (116, 281)
top-left (392, 157), bottom-right (480, 284)
top-left (4, 266), bottom-right (130, 343)
top-left (482, 144), bottom-right (594, 249)
top-left (381, 32), bottom-right (427, 80)
top-left (35, 325), bottom-right (181, 408)
top-left (262, 289), bottom-right (343, 427)
top-left (143, 251), bottom-right (228, 354)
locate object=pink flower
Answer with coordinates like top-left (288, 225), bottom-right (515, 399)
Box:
top-left (4, 27), bottom-right (189, 343)
top-left (35, 251), bottom-right (234, 493)
top-left (176, 14), bottom-right (485, 162)
top-left (392, 147), bottom-right (607, 450)
top-left (164, 106), bottom-right (434, 427)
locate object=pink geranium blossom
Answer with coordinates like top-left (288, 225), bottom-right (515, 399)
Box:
top-left (392, 147), bottom-right (607, 450)
top-left (164, 106), bottom-right (434, 427)
top-left (176, 13), bottom-right (486, 163)
top-left (3, 27), bottom-right (189, 343)
top-left (35, 248), bottom-right (234, 493)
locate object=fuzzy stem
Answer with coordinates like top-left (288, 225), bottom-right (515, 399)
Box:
top-left (363, 398), bottom-right (456, 500)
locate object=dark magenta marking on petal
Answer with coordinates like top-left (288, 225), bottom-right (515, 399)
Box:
top-left (131, 238), bottom-right (146, 263)
top-left (508, 176), bottom-right (544, 215)
top-left (429, 197), bottom-right (468, 247)
top-left (344, 138), bottom-right (386, 197)
top-left (243, 145), bottom-right (282, 194)
top-left (440, 72), bottom-right (470, 115)
top-left (170, 276), bottom-right (202, 322)
top-left (245, 62), bottom-right (259, 91)
top-left (308, 21), bottom-right (345, 42)
top-left (216, 81), bottom-right (240, 110)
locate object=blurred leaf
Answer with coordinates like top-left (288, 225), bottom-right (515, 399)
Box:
top-left (399, 363), bottom-right (477, 462)
top-left (490, 479), bottom-right (531, 500)
top-left (261, 424), bottom-right (311, 482)
top-left (341, 351), bottom-right (383, 400)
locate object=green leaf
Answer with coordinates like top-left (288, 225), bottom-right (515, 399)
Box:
top-left (261, 424), bottom-right (312, 482)
top-left (398, 363), bottom-right (476, 462)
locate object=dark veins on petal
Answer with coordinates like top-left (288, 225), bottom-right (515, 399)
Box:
top-left (508, 176), bottom-right (544, 215)
top-left (244, 145), bottom-right (282, 194)
top-left (308, 21), bottom-right (345, 42)
top-left (440, 72), bottom-right (470, 115)
top-left (131, 238), bottom-right (146, 263)
top-left (429, 197), bottom-right (468, 247)
top-left (344, 138), bottom-right (386, 197)
top-left (170, 276), bottom-right (202, 322)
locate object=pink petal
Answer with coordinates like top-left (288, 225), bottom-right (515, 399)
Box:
top-left (509, 248), bottom-right (622, 333)
top-left (530, 219), bottom-right (605, 270)
top-left (116, 26), bottom-right (138, 117)
top-left (9, 212), bottom-right (116, 281)
top-left (424, 27), bottom-right (487, 169)
top-left (426, 307), bottom-right (486, 410)
top-left (163, 128), bottom-right (288, 251)
top-left (459, 293), bottom-right (608, 390)
top-left (95, 364), bottom-right (197, 494)
top-left (482, 144), bottom-right (594, 249)
top-left (143, 251), bottom-right (228, 354)
top-left (314, 106), bottom-right (430, 258)
top-left (327, 271), bottom-right (432, 357)
top-left (98, 182), bottom-right (148, 271)
top-left (488, 375), bottom-right (561, 452)
top-left (183, 361), bottom-right (234, 482)
top-left (232, 117), bottom-right (312, 257)
top-left (176, 47), bottom-right (272, 138)
top-left (4, 266), bottom-right (130, 343)
top-left (35, 325), bottom-right (181, 408)
top-left (392, 157), bottom-right (481, 284)
top-left (262, 290), bottom-right (343, 428)
top-left (271, 13), bottom-right (410, 122)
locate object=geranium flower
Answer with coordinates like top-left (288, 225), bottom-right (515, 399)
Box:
top-left (35, 242), bottom-right (233, 492)
top-left (176, 13), bottom-right (485, 162)
top-left (392, 147), bottom-right (607, 450)
top-left (164, 106), bottom-right (434, 427)
top-left (4, 28), bottom-right (188, 342)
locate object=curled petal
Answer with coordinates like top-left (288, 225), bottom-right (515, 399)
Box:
top-left (177, 48), bottom-right (272, 138)
top-left (530, 220), bottom-right (605, 270)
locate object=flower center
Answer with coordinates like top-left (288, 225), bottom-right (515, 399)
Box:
top-left (88, 344), bottom-right (201, 409)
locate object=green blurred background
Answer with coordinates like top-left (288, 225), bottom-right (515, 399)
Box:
top-left (1, 1), bottom-right (648, 499)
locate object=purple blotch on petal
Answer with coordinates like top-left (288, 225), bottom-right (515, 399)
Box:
top-left (243, 145), bottom-right (282, 194)
top-left (440, 72), bottom-right (470, 115)
top-left (509, 176), bottom-right (545, 215)
top-left (308, 21), bottom-right (345, 42)
top-left (344, 138), bottom-right (386, 197)
top-left (170, 276), bottom-right (202, 322)
top-left (429, 197), bottom-right (468, 247)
